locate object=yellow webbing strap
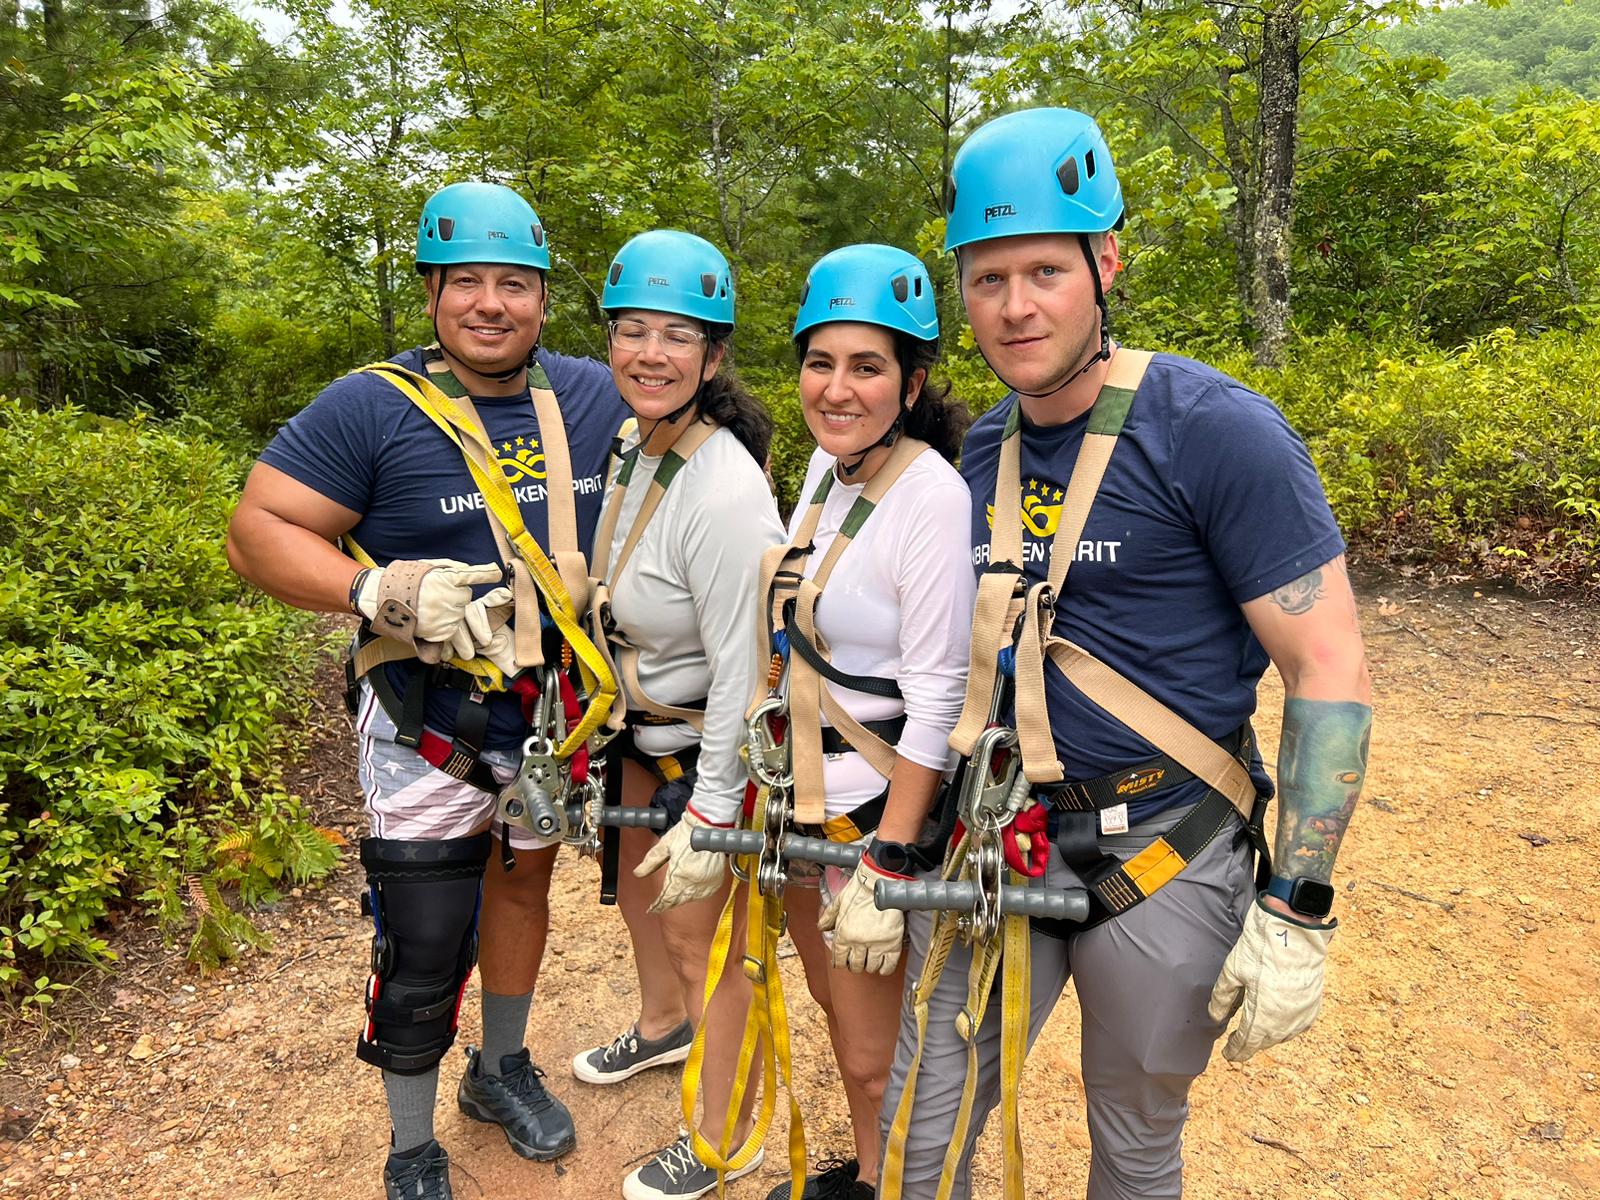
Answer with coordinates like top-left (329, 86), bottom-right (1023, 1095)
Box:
top-left (680, 812), bottom-right (807, 1198)
top-left (880, 835), bottom-right (969, 1200)
top-left (356, 363), bottom-right (617, 758)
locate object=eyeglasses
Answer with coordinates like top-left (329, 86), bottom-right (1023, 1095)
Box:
top-left (607, 319), bottom-right (708, 357)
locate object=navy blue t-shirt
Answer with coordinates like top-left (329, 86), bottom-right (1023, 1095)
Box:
top-left (261, 347), bottom-right (629, 750)
top-left (960, 352), bottom-right (1346, 821)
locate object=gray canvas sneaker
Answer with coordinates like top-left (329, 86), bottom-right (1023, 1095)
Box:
top-left (571, 1019), bottom-right (693, 1084)
top-left (622, 1132), bottom-right (764, 1200)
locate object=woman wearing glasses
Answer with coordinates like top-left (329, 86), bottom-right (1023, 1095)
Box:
top-left (574, 229), bottom-right (784, 1200)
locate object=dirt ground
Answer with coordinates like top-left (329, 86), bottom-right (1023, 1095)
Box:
top-left (2, 573), bottom-right (1597, 1200)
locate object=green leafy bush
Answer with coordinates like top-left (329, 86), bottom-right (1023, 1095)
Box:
top-left (1234, 328), bottom-right (1600, 587)
top-left (0, 400), bottom-right (337, 1000)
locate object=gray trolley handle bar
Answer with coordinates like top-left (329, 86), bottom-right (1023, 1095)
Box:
top-left (577, 804), bottom-right (670, 830)
top-left (502, 787), bottom-right (561, 840)
top-left (690, 827), bottom-right (862, 869)
top-left (874, 879), bottom-right (1090, 923)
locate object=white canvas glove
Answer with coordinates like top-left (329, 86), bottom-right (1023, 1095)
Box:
top-left (819, 856), bottom-right (907, 975)
top-left (462, 591), bottom-right (519, 678)
top-left (635, 810), bottom-right (729, 913)
top-left (355, 560), bottom-right (506, 662)
top-left (1208, 896), bottom-right (1337, 1062)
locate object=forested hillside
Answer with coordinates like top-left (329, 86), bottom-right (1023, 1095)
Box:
top-left (2, 0), bottom-right (1597, 995)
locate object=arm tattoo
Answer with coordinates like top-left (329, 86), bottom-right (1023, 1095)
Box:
top-left (1273, 697), bottom-right (1373, 883)
top-left (1268, 567), bottom-right (1325, 615)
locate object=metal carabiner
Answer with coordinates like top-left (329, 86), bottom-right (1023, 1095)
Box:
top-left (744, 696), bottom-right (793, 791)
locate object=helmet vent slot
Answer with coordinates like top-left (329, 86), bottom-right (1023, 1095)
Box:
top-left (913, 276), bottom-right (923, 297)
top-left (800, 281), bottom-right (811, 305)
top-left (944, 178), bottom-right (957, 213)
top-left (892, 276), bottom-right (909, 303)
top-left (701, 273), bottom-right (718, 297)
top-left (609, 263), bottom-right (623, 285)
top-left (531, 223), bottom-right (545, 246)
top-left (1057, 157), bottom-right (1079, 196)
top-left (1085, 149), bottom-right (1097, 179)
top-left (437, 217), bottom-right (456, 241)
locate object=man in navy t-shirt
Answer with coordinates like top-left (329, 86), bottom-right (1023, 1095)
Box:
top-left (879, 111), bottom-right (1373, 1200)
top-left (228, 182), bottom-right (627, 1200)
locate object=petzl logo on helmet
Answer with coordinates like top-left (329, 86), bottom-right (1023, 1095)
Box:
top-left (487, 229), bottom-right (508, 240)
top-left (648, 276), bottom-right (671, 286)
top-left (829, 296), bottom-right (856, 309)
top-left (984, 203), bottom-right (1017, 222)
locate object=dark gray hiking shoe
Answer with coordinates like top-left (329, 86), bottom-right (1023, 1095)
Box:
top-left (457, 1044), bottom-right (577, 1161)
top-left (384, 1138), bottom-right (452, 1200)
top-left (571, 1018), bottom-right (694, 1084)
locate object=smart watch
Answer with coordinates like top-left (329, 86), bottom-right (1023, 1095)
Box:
top-left (1264, 874), bottom-right (1336, 919)
top-left (866, 838), bottom-right (918, 876)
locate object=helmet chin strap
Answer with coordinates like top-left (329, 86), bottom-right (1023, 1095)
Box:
top-left (839, 339), bottom-right (917, 479)
top-left (635, 343), bottom-right (709, 452)
top-left (974, 233), bottom-right (1111, 402)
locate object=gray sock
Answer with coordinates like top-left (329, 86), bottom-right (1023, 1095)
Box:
top-left (383, 1067), bottom-right (439, 1154)
top-left (480, 989), bottom-right (534, 1075)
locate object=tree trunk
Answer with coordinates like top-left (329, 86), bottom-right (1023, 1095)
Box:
top-left (1251, 0), bottom-right (1301, 367)
top-left (374, 217), bottom-right (396, 357)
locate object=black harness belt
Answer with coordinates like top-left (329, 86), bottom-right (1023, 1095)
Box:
top-left (819, 715), bottom-right (906, 757)
top-left (1036, 724), bottom-right (1271, 935)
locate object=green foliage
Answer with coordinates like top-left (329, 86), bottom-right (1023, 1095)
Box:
top-left (0, 400), bottom-right (334, 998)
top-left (1233, 328), bottom-right (1600, 586)
top-left (1384, 0), bottom-right (1600, 99)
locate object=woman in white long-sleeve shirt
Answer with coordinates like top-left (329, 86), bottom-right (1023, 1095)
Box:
top-left (760, 245), bottom-right (975, 1200)
top-left (568, 230), bottom-right (785, 1200)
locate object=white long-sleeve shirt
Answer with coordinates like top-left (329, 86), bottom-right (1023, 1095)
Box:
top-left (790, 445), bottom-right (976, 818)
top-left (601, 425), bottom-right (785, 824)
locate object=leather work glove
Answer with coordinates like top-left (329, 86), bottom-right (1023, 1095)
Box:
top-left (355, 560), bottom-right (507, 662)
top-left (819, 855), bottom-right (908, 975)
top-left (635, 809), bottom-right (729, 913)
top-left (1207, 896), bottom-right (1338, 1063)
top-left (462, 590), bottom-right (519, 678)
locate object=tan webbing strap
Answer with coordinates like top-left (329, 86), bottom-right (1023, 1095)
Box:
top-left (526, 365), bottom-right (587, 608)
top-left (589, 419), bottom-right (720, 731)
top-left (784, 438), bottom-right (926, 823)
top-left (1044, 638), bottom-right (1256, 816)
top-left (949, 401), bottom-right (1027, 757)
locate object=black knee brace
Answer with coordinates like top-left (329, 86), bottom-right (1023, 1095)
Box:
top-left (356, 832), bottom-right (492, 1075)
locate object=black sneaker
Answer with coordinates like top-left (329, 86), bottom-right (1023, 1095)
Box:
top-left (764, 1158), bottom-right (875, 1200)
top-left (384, 1138), bottom-right (452, 1200)
top-left (457, 1045), bottom-right (577, 1161)
top-left (623, 1132), bottom-right (765, 1200)
top-left (572, 1019), bottom-right (694, 1085)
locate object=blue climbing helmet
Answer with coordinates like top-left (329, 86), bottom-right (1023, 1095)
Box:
top-left (792, 243), bottom-right (939, 344)
top-left (415, 181), bottom-right (550, 273)
top-left (943, 108), bottom-right (1123, 254)
top-left (601, 230), bottom-right (735, 329)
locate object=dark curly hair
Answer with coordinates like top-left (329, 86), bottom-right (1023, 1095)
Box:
top-left (697, 327), bottom-right (773, 466)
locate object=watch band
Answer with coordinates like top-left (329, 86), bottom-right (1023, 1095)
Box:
top-left (866, 837), bottom-right (917, 878)
top-left (1264, 874), bottom-right (1335, 918)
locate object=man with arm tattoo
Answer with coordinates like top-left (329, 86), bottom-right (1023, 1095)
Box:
top-left (878, 108), bottom-right (1372, 1200)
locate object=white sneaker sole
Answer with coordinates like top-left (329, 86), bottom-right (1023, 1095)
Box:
top-left (571, 1039), bottom-right (692, 1085)
top-left (620, 1145), bottom-right (764, 1200)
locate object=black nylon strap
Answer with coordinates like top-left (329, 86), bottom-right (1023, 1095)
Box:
top-left (783, 605), bottom-right (902, 700)
top-left (819, 715), bottom-right (906, 756)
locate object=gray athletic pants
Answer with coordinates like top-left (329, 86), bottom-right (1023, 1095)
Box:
top-left (878, 803), bottom-right (1254, 1200)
